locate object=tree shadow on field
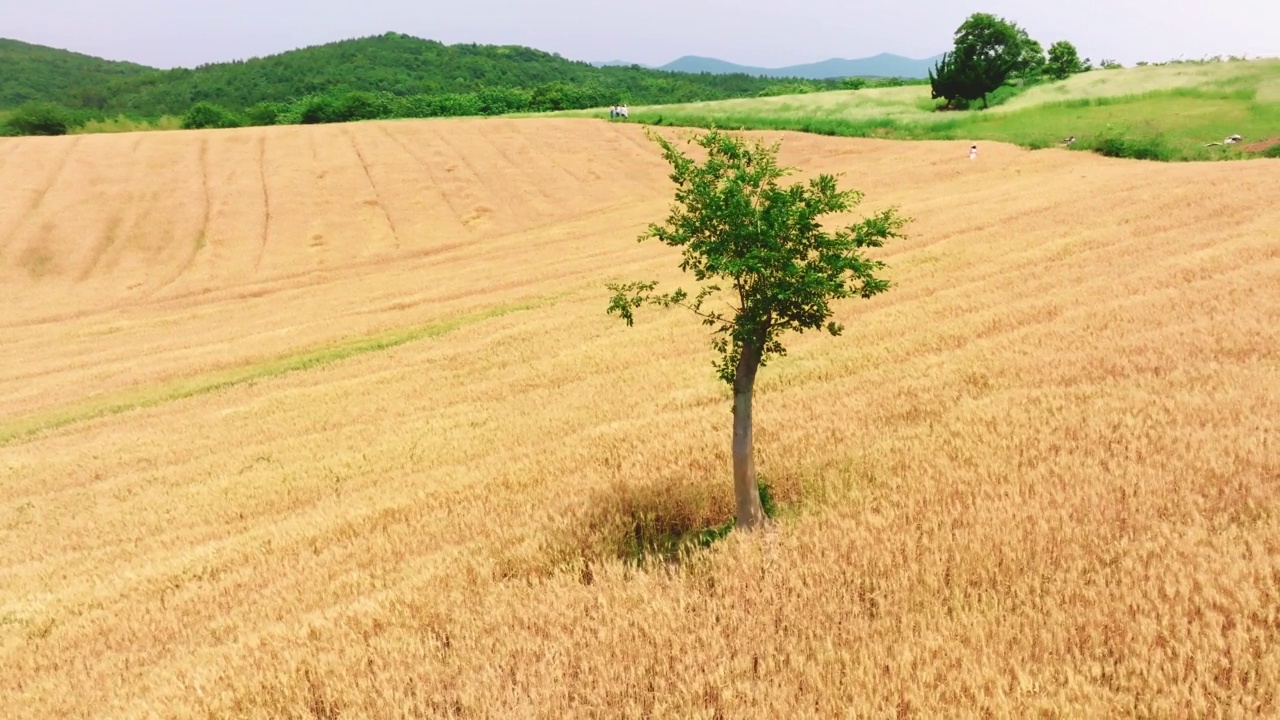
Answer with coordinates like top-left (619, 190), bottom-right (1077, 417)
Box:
top-left (543, 475), bottom-right (786, 575)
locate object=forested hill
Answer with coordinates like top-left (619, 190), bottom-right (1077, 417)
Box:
top-left (0, 38), bottom-right (154, 107)
top-left (2, 32), bottom-right (844, 116)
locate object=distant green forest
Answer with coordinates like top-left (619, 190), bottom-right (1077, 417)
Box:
top-left (0, 38), bottom-right (153, 107)
top-left (1, 33), bottom-right (917, 133)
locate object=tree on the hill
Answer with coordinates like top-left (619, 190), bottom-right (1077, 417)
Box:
top-left (607, 129), bottom-right (908, 530)
top-left (934, 12), bottom-right (1032, 108)
top-left (1045, 41), bottom-right (1087, 79)
top-left (928, 51), bottom-right (984, 109)
top-left (1015, 32), bottom-right (1047, 77)
top-left (928, 53), bottom-right (958, 107)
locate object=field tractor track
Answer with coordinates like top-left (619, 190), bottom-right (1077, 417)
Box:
top-left (255, 135), bottom-right (273, 272)
top-left (153, 138), bottom-right (213, 293)
top-left (375, 124), bottom-right (470, 237)
top-left (0, 135), bottom-right (82, 250)
top-left (346, 127), bottom-right (403, 250)
top-left (417, 124), bottom-right (503, 228)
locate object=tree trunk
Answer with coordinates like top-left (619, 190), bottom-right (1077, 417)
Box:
top-left (732, 342), bottom-right (767, 530)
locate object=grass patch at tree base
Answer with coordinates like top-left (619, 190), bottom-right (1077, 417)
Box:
top-left (535, 476), bottom-right (790, 579)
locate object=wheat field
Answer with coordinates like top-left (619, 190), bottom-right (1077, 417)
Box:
top-left (1, 118), bottom-right (1278, 718)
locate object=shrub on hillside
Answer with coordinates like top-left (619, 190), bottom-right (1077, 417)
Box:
top-left (475, 86), bottom-right (533, 115)
top-left (181, 102), bottom-right (244, 130)
top-left (244, 101), bottom-right (287, 126)
top-left (1045, 41), bottom-right (1088, 80)
top-left (868, 77), bottom-right (914, 88)
top-left (757, 82), bottom-right (820, 97)
top-left (4, 102), bottom-right (76, 136)
top-left (334, 91), bottom-right (398, 121)
top-left (296, 94), bottom-right (344, 124)
top-left (395, 92), bottom-right (484, 118)
top-left (1087, 132), bottom-right (1175, 161)
top-left (296, 91), bottom-right (397, 124)
top-left (528, 82), bottom-right (613, 112)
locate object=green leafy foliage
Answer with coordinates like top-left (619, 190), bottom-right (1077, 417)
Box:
top-left (607, 127), bottom-right (907, 385)
top-left (3, 102), bottom-right (76, 135)
top-left (180, 101), bottom-right (245, 130)
top-left (757, 82), bottom-right (821, 97)
top-left (1082, 131), bottom-right (1177, 161)
top-left (952, 13), bottom-right (1029, 106)
top-left (1046, 41), bottom-right (1088, 80)
top-left (931, 13), bottom-right (1041, 109)
top-left (0, 38), bottom-right (152, 108)
top-left (243, 101), bottom-right (287, 126)
top-left (929, 52), bottom-right (986, 109)
top-left (1017, 34), bottom-right (1047, 78)
top-left (295, 91), bottom-right (398, 124)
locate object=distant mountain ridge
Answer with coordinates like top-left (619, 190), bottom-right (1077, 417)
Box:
top-left (594, 52), bottom-right (944, 79)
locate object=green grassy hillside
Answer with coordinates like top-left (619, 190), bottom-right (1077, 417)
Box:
top-left (560, 59), bottom-right (1280, 161)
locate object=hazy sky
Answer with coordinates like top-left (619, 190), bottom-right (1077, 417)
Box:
top-left (5, 0), bottom-right (1278, 69)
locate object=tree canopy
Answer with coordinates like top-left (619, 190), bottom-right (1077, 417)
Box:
top-left (929, 13), bottom-right (1043, 108)
top-left (1046, 41), bottom-right (1089, 79)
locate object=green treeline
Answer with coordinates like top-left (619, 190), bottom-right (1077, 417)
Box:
top-left (2, 32), bottom-right (930, 135)
top-left (179, 77), bottom-right (921, 130)
top-left (96, 33), bottom-right (848, 115)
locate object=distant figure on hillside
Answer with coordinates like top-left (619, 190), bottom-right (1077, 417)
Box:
top-left (616, 104), bottom-right (629, 119)
top-left (969, 144), bottom-right (978, 160)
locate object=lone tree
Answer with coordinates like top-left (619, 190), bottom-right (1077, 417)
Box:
top-left (1045, 41), bottom-right (1087, 80)
top-left (607, 128), bottom-right (908, 530)
top-left (931, 12), bottom-right (1035, 108)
